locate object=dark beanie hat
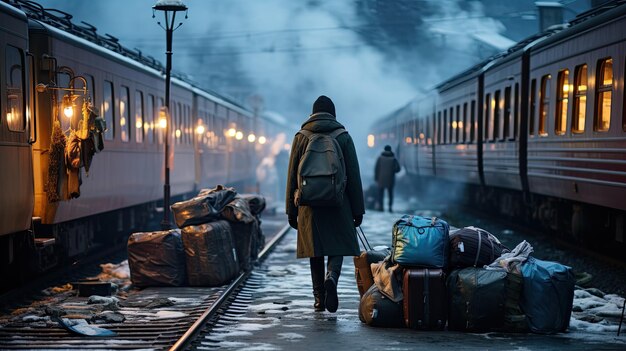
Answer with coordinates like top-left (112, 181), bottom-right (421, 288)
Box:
top-left (312, 95), bottom-right (335, 117)
top-left (384, 145), bottom-right (392, 152)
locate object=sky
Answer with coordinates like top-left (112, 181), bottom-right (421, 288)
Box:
top-left (31, 0), bottom-right (589, 156)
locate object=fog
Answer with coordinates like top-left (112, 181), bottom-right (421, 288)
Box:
top-left (30, 0), bottom-right (591, 183)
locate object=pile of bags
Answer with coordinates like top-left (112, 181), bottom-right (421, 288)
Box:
top-left (127, 185), bottom-right (266, 288)
top-left (357, 214), bottom-right (576, 334)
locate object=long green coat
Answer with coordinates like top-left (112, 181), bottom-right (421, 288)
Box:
top-left (286, 113), bottom-right (364, 258)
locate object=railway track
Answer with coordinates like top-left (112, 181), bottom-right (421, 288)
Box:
top-left (0, 224), bottom-right (291, 350)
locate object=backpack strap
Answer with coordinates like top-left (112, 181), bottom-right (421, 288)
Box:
top-left (297, 128), bottom-right (346, 139)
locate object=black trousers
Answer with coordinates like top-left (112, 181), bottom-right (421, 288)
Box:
top-left (310, 256), bottom-right (343, 294)
top-left (377, 184), bottom-right (394, 211)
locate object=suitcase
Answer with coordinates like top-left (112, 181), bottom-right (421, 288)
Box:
top-left (449, 226), bottom-right (508, 268)
top-left (353, 228), bottom-right (389, 297)
top-left (402, 268), bottom-right (447, 330)
top-left (392, 215), bottom-right (450, 269)
top-left (181, 220), bottom-right (239, 286)
top-left (127, 229), bottom-right (186, 287)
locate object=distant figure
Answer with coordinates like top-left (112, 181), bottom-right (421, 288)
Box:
top-left (374, 145), bottom-right (401, 212)
top-left (286, 95), bottom-right (364, 313)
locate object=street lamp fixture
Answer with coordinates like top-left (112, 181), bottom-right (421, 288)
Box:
top-left (153, 0), bottom-right (188, 230)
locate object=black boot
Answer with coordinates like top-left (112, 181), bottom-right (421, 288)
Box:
top-left (324, 272), bottom-right (338, 313)
top-left (310, 257), bottom-right (325, 312)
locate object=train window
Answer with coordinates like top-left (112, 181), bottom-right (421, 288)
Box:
top-left (145, 94), bottom-right (154, 143)
top-left (120, 86), bottom-right (130, 142)
top-left (5, 46), bottom-right (25, 132)
top-left (529, 79), bottom-right (537, 135)
top-left (186, 105), bottom-right (191, 144)
top-left (539, 74), bottom-right (551, 136)
top-left (83, 74), bottom-right (95, 106)
top-left (470, 100), bottom-right (476, 143)
top-left (572, 64), bottom-right (587, 133)
top-left (443, 109), bottom-right (448, 144)
top-left (555, 69), bottom-right (569, 135)
top-left (462, 102), bottom-right (468, 143)
top-left (157, 97), bottom-right (164, 144)
top-left (103, 80), bottom-right (115, 140)
top-left (594, 58), bottom-right (612, 132)
top-left (455, 105), bottom-right (461, 143)
top-left (493, 90), bottom-right (501, 141)
top-left (437, 111), bottom-right (442, 144)
top-left (514, 83), bottom-right (519, 139)
top-left (174, 102), bottom-right (180, 144)
top-left (135, 90), bottom-right (144, 143)
top-left (501, 87), bottom-right (512, 140)
top-left (484, 93), bottom-right (491, 141)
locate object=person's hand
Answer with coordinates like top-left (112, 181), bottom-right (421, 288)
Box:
top-left (288, 216), bottom-right (298, 230)
top-left (353, 215), bottom-right (363, 227)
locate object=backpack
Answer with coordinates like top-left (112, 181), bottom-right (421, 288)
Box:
top-left (294, 128), bottom-right (347, 207)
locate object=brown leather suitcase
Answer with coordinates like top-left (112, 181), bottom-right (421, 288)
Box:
top-left (353, 227), bottom-right (390, 297)
top-left (402, 268), bottom-right (447, 330)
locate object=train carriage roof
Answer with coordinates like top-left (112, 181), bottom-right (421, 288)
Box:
top-left (5, 0), bottom-right (255, 118)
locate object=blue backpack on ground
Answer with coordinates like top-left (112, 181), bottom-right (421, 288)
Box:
top-left (391, 215), bottom-right (450, 269)
top-left (520, 256), bottom-right (575, 334)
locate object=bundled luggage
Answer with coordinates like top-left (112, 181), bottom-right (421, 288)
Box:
top-left (228, 221), bottom-right (256, 272)
top-left (171, 185), bottom-right (236, 228)
top-left (520, 257), bottom-right (575, 334)
top-left (449, 226), bottom-right (509, 268)
top-left (447, 267), bottom-right (507, 332)
top-left (359, 284), bottom-right (404, 328)
top-left (402, 268), bottom-right (447, 330)
top-left (181, 220), bottom-right (239, 286)
top-left (392, 215), bottom-right (450, 269)
top-left (239, 193), bottom-right (266, 216)
top-left (127, 229), bottom-right (186, 287)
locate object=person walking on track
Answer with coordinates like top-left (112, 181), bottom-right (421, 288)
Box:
top-left (286, 95), bottom-right (364, 313)
top-left (374, 145), bottom-right (401, 212)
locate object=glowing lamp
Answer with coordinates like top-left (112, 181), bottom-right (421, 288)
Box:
top-left (258, 136), bottom-right (266, 144)
top-left (248, 133), bottom-right (256, 143)
top-left (62, 95), bottom-right (74, 119)
top-left (235, 131), bottom-right (243, 140)
top-left (195, 125), bottom-right (205, 135)
top-left (227, 128), bottom-right (236, 137)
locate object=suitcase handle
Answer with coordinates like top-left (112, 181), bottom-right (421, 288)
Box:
top-left (357, 227), bottom-right (372, 251)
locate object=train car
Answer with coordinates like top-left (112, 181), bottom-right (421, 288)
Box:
top-left (370, 1), bottom-right (626, 254)
top-left (0, 1), bottom-right (34, 278)
top-left (0, 0), bottom-right (285, 289)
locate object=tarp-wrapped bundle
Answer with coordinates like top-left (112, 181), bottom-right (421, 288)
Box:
top-left (449, 226), bottom-right (509, 269)
top-left (171, 185), bottom-right (236, 228)
top-left (447, 267), bottom-right (508, 332)
top-left (239, 194), bottom-right (266, 216)
top-left (229, 221), bottom-right (257, 272)
top-left (181, 220), bottom-right (239, 286)
top-left (127, 230), bottom-right (186, 287)
top-left (221, 197), bottom-right (255, 224)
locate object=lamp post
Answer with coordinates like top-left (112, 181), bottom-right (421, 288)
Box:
top-left (153, 0), bottom-right (188, 230)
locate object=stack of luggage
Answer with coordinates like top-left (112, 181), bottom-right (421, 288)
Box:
top-left (356, 215), bottom-right (576, 335)
top-left (128, 185), bottom-right (267, 287)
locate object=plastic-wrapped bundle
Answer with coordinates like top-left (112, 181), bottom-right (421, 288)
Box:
top-left (239, 194), bottom-right (266, 215)
top-left (171, 185), bottom-right (236, 228)
top-left (127, 230), bottom-right (186, 287)
top-left (181, 221), bottom-right (239, 286)
top-left (221, 197), bottom-right (255, 224)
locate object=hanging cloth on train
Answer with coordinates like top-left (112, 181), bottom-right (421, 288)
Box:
top-left (65, 130), bottom-right (82, 199)
top-left (45, 119), bottom-right (66, 203)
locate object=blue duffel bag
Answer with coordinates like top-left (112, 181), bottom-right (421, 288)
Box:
top-left (391, 215), bottom-right (450, 268)
top-left (520, 257), bottom-right (575, 334)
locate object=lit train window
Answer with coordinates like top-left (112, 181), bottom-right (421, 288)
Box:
top-left (135, 90), bottom-right (144, 143)
top-left (145, 94), bottom-right (154, 143)
top-left (176, 102), bottom-right (183, 144)
top-left (504, 87), bottom-right (511, 140)
top-left (462, 102), bottom-right (468, 143)
top-left (529, 79), bottom-right (537, 135)
top-left (5, 46), bottom-right (25, 132)
top-left (493, 90), bottom-right (501, 141)
top-left (103, 80), bottom-right (115, 140)
top-left (484, 93), bottom-right (491, 141)
top-left (555, 69), bottom-right (569, 135)
top-left (572, 64), bottom-right (587, 133)
top-left (120, 86), bottom-right (130, 142)
top-left (594, 58), bottom-right (612, 132)
top-left (539, 74), bottom-right (551, 136)
top-left (455, 105), bottom-right (460, 143)
top-left (186, 105), bottom-right (191, 144)
top-left (470, 100), bottom-right (476, 143)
